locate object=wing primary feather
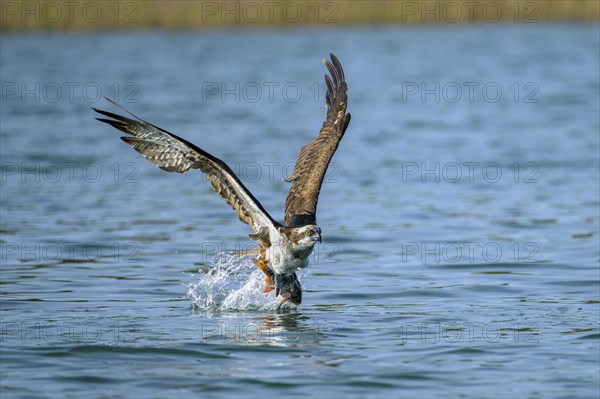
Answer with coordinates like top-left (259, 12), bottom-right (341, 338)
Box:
top-left (284, 53), bottom-right (351, 226)
top-left (93, 108), bottom-right (137, 126)
top-left (324, 75), bottom-right (334, 108)
top-left (94, 99), bottom-right (280, 234)
top-left (323, 59), bottom-right (338, 86)
top-left (330, 53), bottom-right (345, 80)
top-left (102, 97), bottom-right (145, 122)
top-left (94, 117), bottom-right (133, 135)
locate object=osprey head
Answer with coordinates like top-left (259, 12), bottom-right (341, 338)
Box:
top-left (281, 224), bottom-right (322, 254)
top-left (294, 225), bottom-right (322, 245)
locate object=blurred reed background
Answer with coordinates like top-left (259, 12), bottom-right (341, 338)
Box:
top-left (1, 0), bottom-right (598, 31)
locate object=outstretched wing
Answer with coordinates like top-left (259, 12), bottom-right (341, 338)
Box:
top-left (94, 99), bottom-right (280, 237)
top-left (284, 53), bottom-right (351, 227)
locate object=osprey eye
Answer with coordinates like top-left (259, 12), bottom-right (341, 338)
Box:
top-left (305, 230), bottom-right (312, 236)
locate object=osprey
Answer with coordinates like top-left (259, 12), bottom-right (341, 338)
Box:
top-left (94, 54), bottom-right (351, 306)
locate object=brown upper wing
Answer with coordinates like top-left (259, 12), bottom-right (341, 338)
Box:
top-left (284, 53), bottom-right (351, 227)
top-left (94, 99), bottom-right (280, 236)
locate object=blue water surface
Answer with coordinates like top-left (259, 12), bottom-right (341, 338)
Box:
top-left (1, 25), bottom-right (599, 398)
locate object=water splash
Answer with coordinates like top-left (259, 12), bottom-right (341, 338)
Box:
top-left (186, 253), bottom-right (304, 311)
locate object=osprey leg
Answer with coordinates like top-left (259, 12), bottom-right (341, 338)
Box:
top-left (253, 258), bottom-right (275, 293)
top-left (253, 259), bottom-right (302, 305)
top-left (274, 273), bottom-right (302, 305)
